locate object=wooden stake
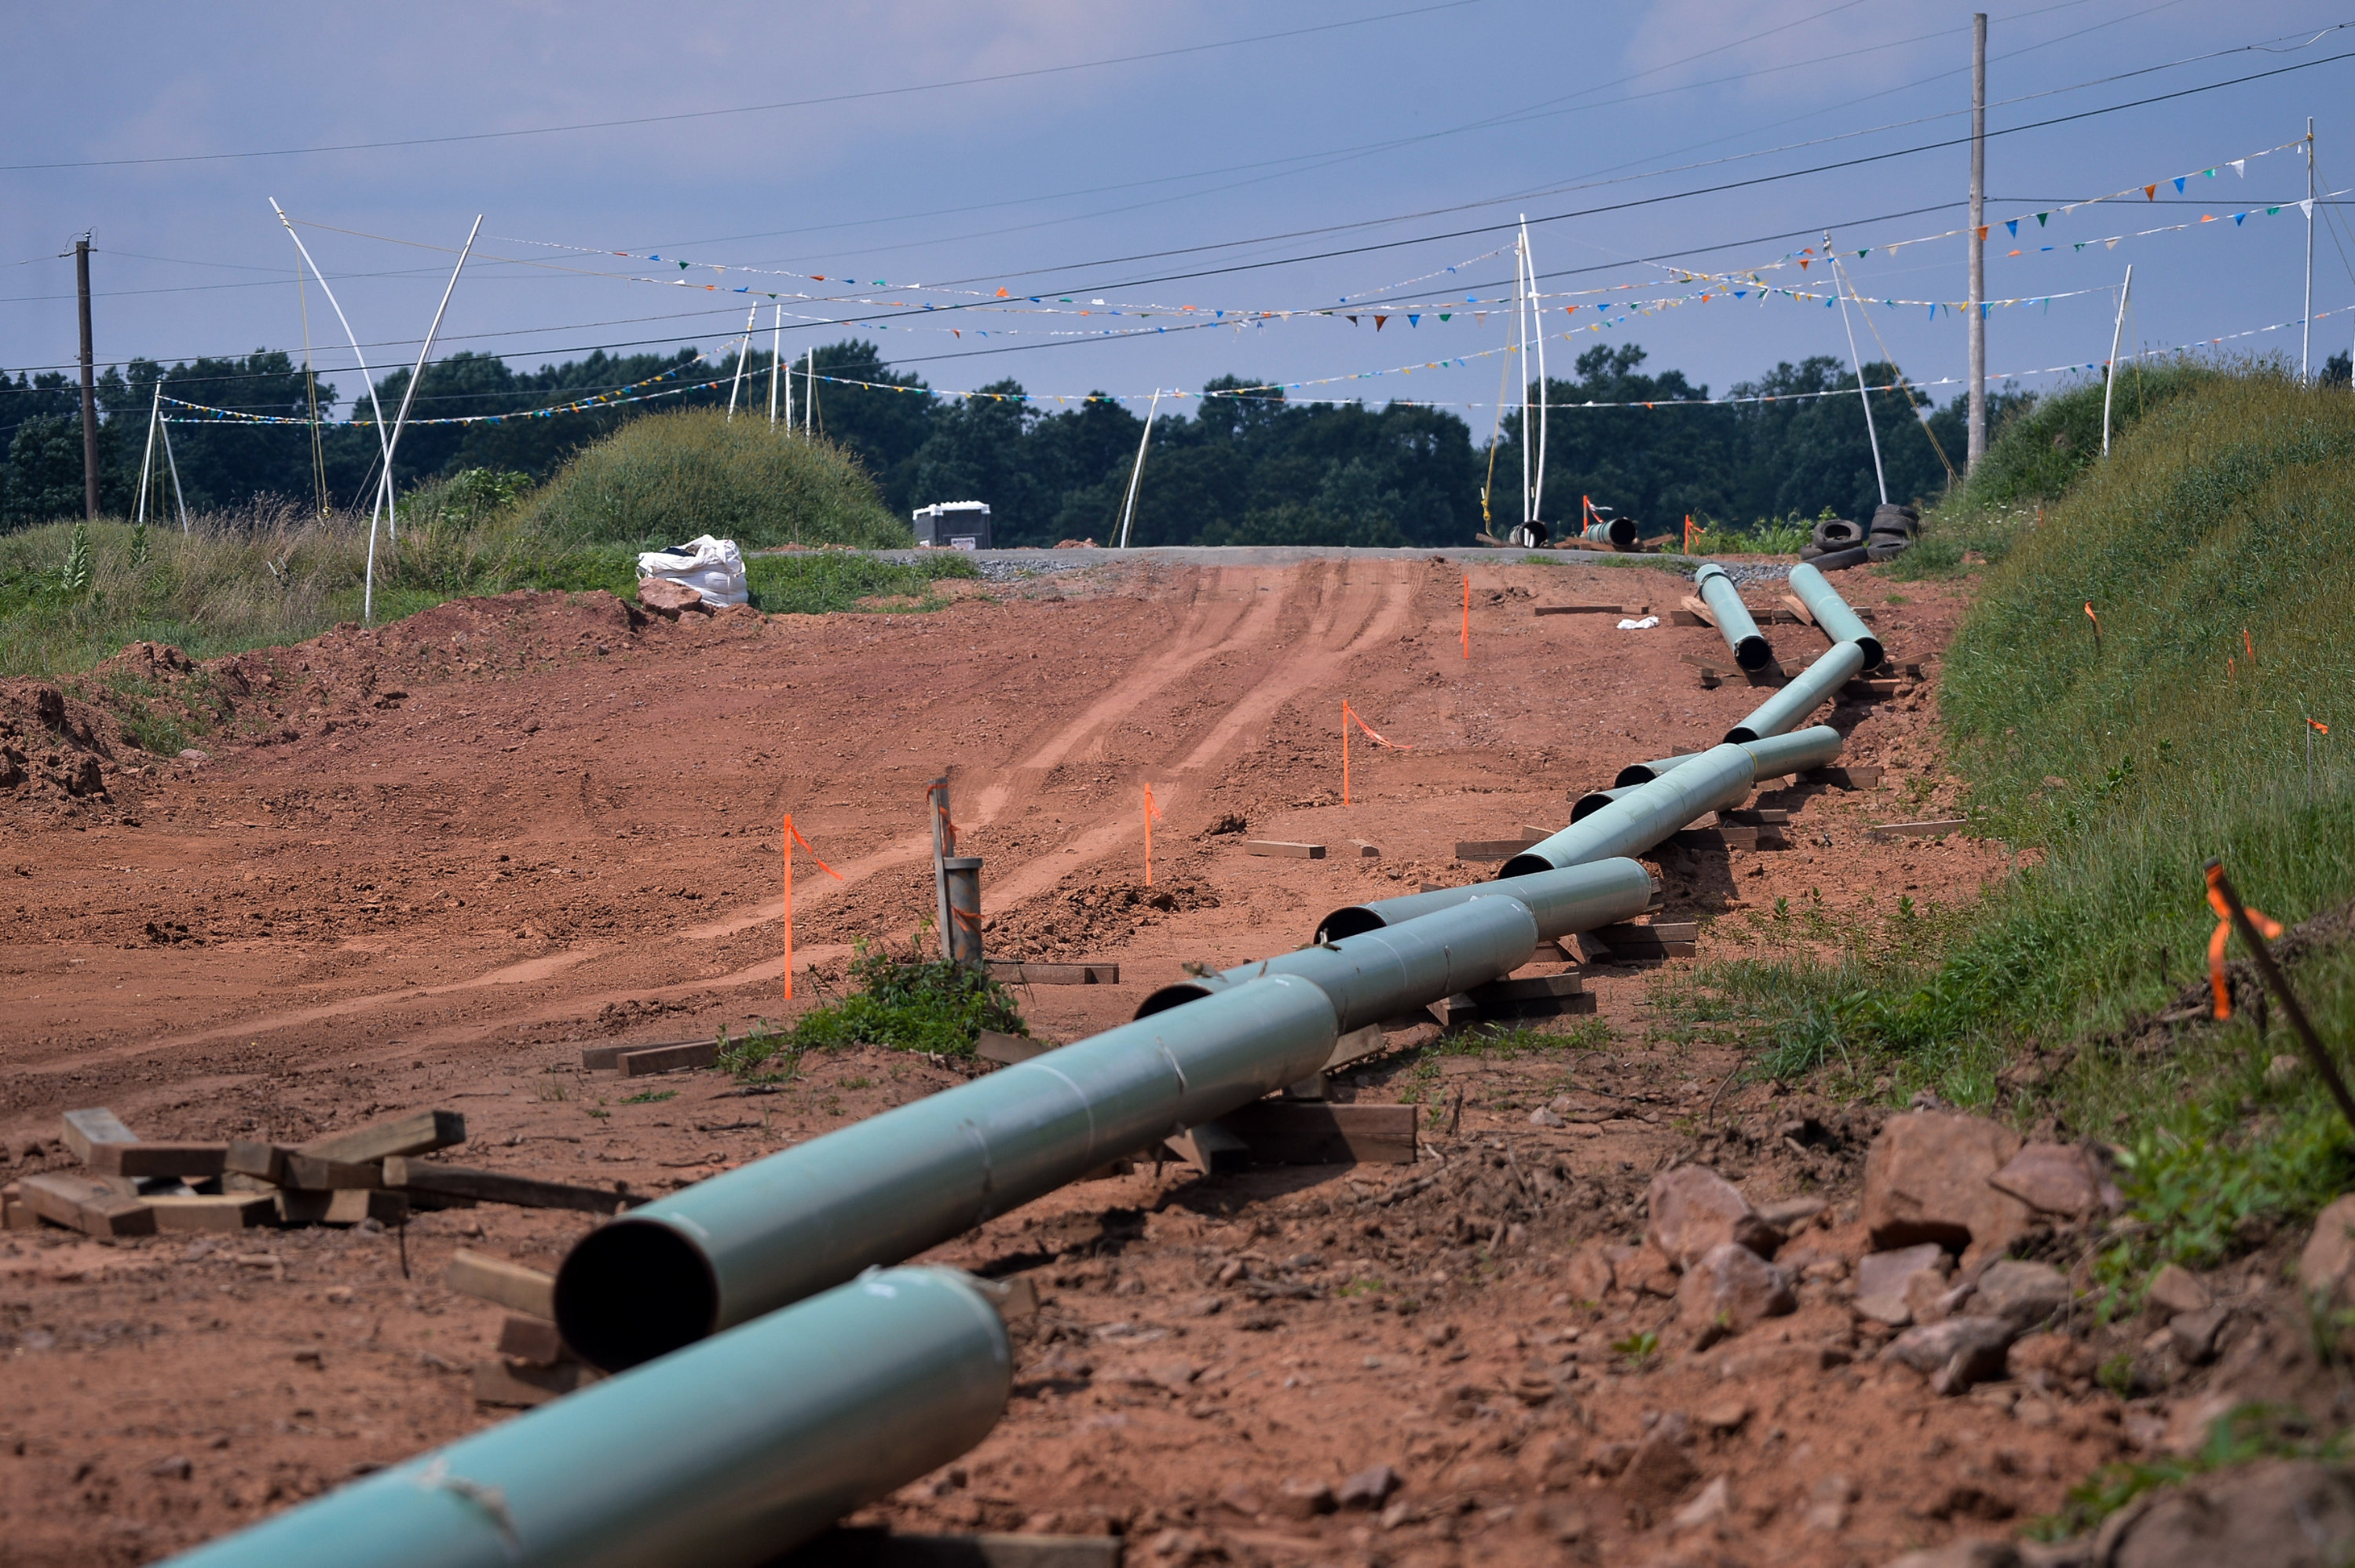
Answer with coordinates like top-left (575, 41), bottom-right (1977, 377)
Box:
top-left (2208, 861), bottom-right (2355, 1135)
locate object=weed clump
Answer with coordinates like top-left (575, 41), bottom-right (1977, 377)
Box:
top-left (723, 941), bottom-right (1026, 1077)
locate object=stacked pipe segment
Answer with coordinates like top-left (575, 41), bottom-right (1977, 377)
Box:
top-left (1314, 856), bottom-right (1653, 945)
top-left (1724, 641), bottom-right (1867, 744)
top-left (1571, 784), bottom-right (1633, 823)
top-left (1582, 516), bottom-right (1637, 549)
top-left (555, 976), bottom-right (1336, 1371)
top-left (165, 1267), bottom-right (1009, 1568)
top-left (1612, 752), bottom-right (1703, 788)
top-left (1497, 728), bottom-right (1843, 878)
top-left (1692, 563), bottom-right (1773, 671)
top-left (1786, 562), bottom-right (1882, 667)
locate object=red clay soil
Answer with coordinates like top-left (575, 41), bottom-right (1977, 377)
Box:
top-left (4, 555), bottom-right (2291, 1567)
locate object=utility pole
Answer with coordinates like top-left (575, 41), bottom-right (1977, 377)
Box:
top-left (1966, 13), bottom-right (1987, 471)
top-left (2302, 117), bottom-right (2315, 382)
top-left (74, 235), bottom-right (99, 519)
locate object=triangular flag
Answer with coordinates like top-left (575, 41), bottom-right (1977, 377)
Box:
top-left (2235, 212), bottom-right (2247, 225)
top-left (2232, 159), bottom-right (2246, 177)
top-left (2107, 238), bottom-right (2120, 249)
top-left (2173, 177), bottom-right (2186, 193)
top-left (2006, 219), bottom-right (2019, 236)
top-left (1347, 315), bottom-right (1359, 325)
top-left (2035, 212), bottom-right (2049, 226)
top-left (2302, 199), bottom-right (2315, 218)
top-left (995, 287), bottom-right (1008, 298)
top-left (2145, 185), bottom-right (2157, 201)
top-left (1406, 314), bottom-right (1420, 327)
top-left (1798, 258), bottom-right (1810, 270)
top-left (2201, 214), bottom-right (2214, 223)
top-left (1439, 313), bottom-right (1451, 322)
top-left (1373, 315), bottom-right (1387, 329)
top-left (1976, 225), bottom-right (1989, 242)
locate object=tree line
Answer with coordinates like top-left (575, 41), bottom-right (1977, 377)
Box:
top-left (0, 338), bottom-right (2038, 544)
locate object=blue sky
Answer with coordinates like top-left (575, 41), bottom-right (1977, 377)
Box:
top-left (5, 1), bottom-right (2353, 425)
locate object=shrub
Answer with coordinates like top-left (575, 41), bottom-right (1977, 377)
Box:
top-left (781, 939), bottom-right (1026, 1058)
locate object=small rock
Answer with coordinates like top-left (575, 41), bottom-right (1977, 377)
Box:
top-left (1647, 1165), bottom-right (1778, 1266)
top-left (1185, 1293), bottom-right (1223, 1317)
top-left (1669, 1475), bottom-right (1733, 1531)
top-left (1696, 1398), bottom-right (1750, 1434)
top-left (1214, 1484), bottom-right (1263, 1516)
top-left (2169, 1305), bottom-right (2232, 1365)
top-left (1882, 1315), bottom-right (2017, 1394)
top-left (1274, 1478), bottom-right (1336, 1519)
top-left (2007, 1331), bottom-right (2091, 1386)
top-left (1337, 1464), bottom-right (1402, 1509)
top-left (2266, 1053), bottom-right (2306, 1084)
top-left (2095, 1457), bottom-right (2355, 1567)
top-left (1989, 1142), bottom-right (2108, 1218)
top-left (177, 748), bottom-right (210, 763)
top-left (635, 577), bottom-right (707, 616)
top-left (1624, 1242), bottom-right (1682, 1298)
top-left (2146, 1263), bottom-right (2213, 1319)
top-left (2301, 1195), bottom-right (2355, 1308)
top-left (1805, 1474), bottom-right (1858, 1533)
top-left (1855, 1244), bottom-right (1948, 1328)
top-left (1676, 1243), bottom-right (1796, 1344)
top-left (1863, 1113), bottom-right (2035, 1267)
top-left (1757, 1195), bottom-right (1827, 1233)
top-left (1562, 1241), bottom-right (1617, 1303)
top-left (148, 1455), bottom-right (192, 1480)
top-left (1973, 1259), bottom-right (2072, 1332)
top-left (1617, 1431), bottom-right (1700, 1513)
top-left (1528, 1106), bottom-right (1567, 1128)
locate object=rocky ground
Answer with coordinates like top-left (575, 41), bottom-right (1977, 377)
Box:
top-left (3, 554), bottom-right (2348, 1566)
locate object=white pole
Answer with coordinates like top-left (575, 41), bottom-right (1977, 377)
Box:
top-left (134, 379), bottom-right (160, 528)
top-left (1117, 389), bottom-right (1162, 549)
top-left (2303, 117), bottom-right (2316, 382)
top-left (2102, 264), bottom-right (2134, 455)
top-left (805, 348), bottom-right (815, 434)
top-left (1514, 235), bottom-right (1530, 527)
top-left (268, 201), bottom-right (395, 506)
top-left (159, 397), bottom-right (189, 532)
top-left (1830, 247), bottom-right (1888, 507)
top-left (726, 305), bottom-right (758, 418)
top-left (768, 305), bottom-right (782, 428)
top-left (1523, 216), bottom-right (1547, 526)
top-left (378, 214), bottom-right (482, 545)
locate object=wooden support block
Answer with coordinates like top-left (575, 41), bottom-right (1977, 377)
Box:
top-left (18, 1172), bottom-right (155, 1237)
top-left (1593, 921), bottom-right (1699, 944)
top-left (619, 1040), bottom-right (719, 1076)
top-left (223, 1140), bottom-right (290, 1184)
top-left (784, 1527), bottom-right (1124, 1568)
top-left (1779, 593), bottom-right (1816, 627)
top-left (1162, 1122), bottom-right (1252, 1175)
top-left (496, 1314), bottom-right (569, 1368)
top-left (383, 1157), bottom-right (630, 1215)
top-left (302, 1109), bottom-right (465, 1165)
top-left (976, 1030), bottom-right (1051, 1065)
top-left (281, 1153), bottom-right (381, 1191)
top-left (60, 1109), bottom-right (137, 1163)
top-left (1285, 1022), bottom-right (1393, 1101)
top-left (985, 962), bottom-right (1119, 985)
top-left (1463, 973), bottom-right (1597, 1020)
top-left (471, 1358), bottom-right (596, 1409)
top-left (1678, 594), bottom-right (1719, 628)
top-left (1455, 838), bottom-right (1541, 861)
top-left (581, 1038), bottom-right (709, 1071)
top-left (144, 1193), bottom-right (274, 1232)
top-left (1669, 609), bottom-right (1710, 627)
top-left (1344, 839), bottom-right (1381, 859)
top-left (1534, 603), bottom-right (1648, 616)
top-left (448, 1249), bottom-right (557, 1318)
top-left (1867, 818), bottom-right (1970, 841)
top-left (1724, 808), bottom-right (1790, 824)
top-left (276, 1189), bottom-right (409, 1226)
top-left (1800, 764), bottom-right (1881, 789)
top-left (1577, 931), bottom-right (1698, 963)
top-left (1242, 840), bottom-right (1326, 859)
top-left (86, 1142), bottom-right (228, 1179)
top-left (1218, 1102), bottom-right (1417, 1167)
top-left (1432, 993), bottom-right (1481, 1028)
top-left (1672, 824), bottom-right (1759, 850)
top-left (1843, 678), bottom-right (1902, 699)
top-left (1, 1184), bottom-right (36, 1232)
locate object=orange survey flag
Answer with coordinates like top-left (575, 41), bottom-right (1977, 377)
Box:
top-left (782, 813), bottom-right (843, 1003)
top-left (2204, 863), bottom-right (2283, 1020)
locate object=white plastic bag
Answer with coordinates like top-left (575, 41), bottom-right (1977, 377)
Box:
top-left (1616, 616), bottom-right (1660, 630)
top-left (635, 535), bottom-right (748, 609)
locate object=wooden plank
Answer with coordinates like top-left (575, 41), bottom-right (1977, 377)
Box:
top-left (784, 1527), bottom-right (1124, 1568)
top-left (976, 1029), bottom-right (1051, 1065)
top-left (86, 1142), bottom-right (227, 1179)
top-left (276, 1189), bottom-right (410, 1226)
top-left (1867, 818), bottom-right (1969, 842)
top-left (1242, 840), bottom-right (1326, 859)
top-left (224, 1139), bottom-right (290, 1184)
top-left (582, 1037), bottom-right (709, 1071)
top-left (281, 1153), bottom-right (382, 1191)
top-left (1673, 824), bottom-right (1759, 850)
top-left (1, 1185), bottom-right (36, 1232)
top-left (986, 961), bottom-right (1119, 985)
top-left (144, 1193), bottom-right (274, 1233)
top-left (1592, 921), bottom-right (1699, 942)
top-left (1217, 1102), bottom-right (1417, 1166)
top-left (1724, 808), bottom-right (1790, 825)
top-left (1455, 838), bottom-right (1541, 861)
top-left (1779, 593), bottom-right (1816, 627)
top-left (1843, 678), bottom-right (1903, 699)
top-left (1678, 594), bottom-right (1719, 628)
top-left (302, 1109), bottom-right (465, 1165)
top-left (1800, 764), bottom-right (1881, 789)
top-left (496, 1314), bottom-right (569, 1368)
top-left (383, 1157), bottom-right (629, 1215)
top-left (471, 1358), bottom-right (596, 1409)
top-left (619, 1040), bottom-right (719, 1077)
top-left (1461, 981), bottom-right (1598, 1020)
top-left (18, 1172), bottom-right (155, 1237)
top-left (1534, 603), bottom-right (1647, 616)
top-left (448, 1249), bottom-right (557, 1318)
top-left (1669, 609), bottom-right (1710, 627)
top-left (1344, 839), bottom-right (1382, 859)
top-left (60, 1109), bottom-right (137, 1163)
top-left (1576, 933), bottom-right (1698, 963)
top-left (1162, 1122), bottom-right (1252, 1175)
top-left (1286, 1022), bottom-right (1391, 1102)
top-left (1468, 971), bottom-right (1585, 1003)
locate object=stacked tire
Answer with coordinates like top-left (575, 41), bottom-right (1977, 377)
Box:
top-left (1800, 517), bottom-right (1869, 570)
top-left (1866, 503), bottom-right (1919, 562)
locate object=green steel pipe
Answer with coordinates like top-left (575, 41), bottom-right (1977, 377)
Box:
top-left (165, 1266), bottom-right (1009, 1568)
top-left (1314, 857), bottom-right (1654, 944)
top-left (1497, 728), bottom-right (1843, 878)
top-left (1693, 563), bottom-right (1773, 671)
top-left (1612, 752), bottom-right (1703, 788)
top-left (1724, 641), bottom-right (1865, 743)
top-left (1582, 517), bottom-right (1637, 549)
top-left (556, 976), bottom-right (1334, 1370)
top-left (1736, 725), bottom-right (1846, 781)
top-left (1138, 890), bottom-right (1537, 1025)
top-left (1571, 784), bottom-right (1633, 822)
top-left (1786, 562), bottom-right (1882, 667)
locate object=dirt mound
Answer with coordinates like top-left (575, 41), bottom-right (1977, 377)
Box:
top-left (0, 675), bottom-right (126, 824)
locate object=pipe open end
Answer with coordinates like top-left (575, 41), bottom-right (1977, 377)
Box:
top-left (1135, 982), bottom-right (1212, 1019)
top-left (1724, 725), bottom-right (1762, 744)
top-left (1611, 763), bottom-right (1660, 788)
top-left (1568, 791), bottom-right (1618, 823)
top-left (555, 1217), bottom-right (722, 1372)
top-left (1315, 906), bottom-right (1388, 943)
top-left (1607, 518), bottom-right (1637, 549)
top-left (1497, 851), bottom-right (1555, 879)
top-left (1855, 636), bottom-right (1885, 670)
top-left (1733, 636), bottom-right (1772, 672)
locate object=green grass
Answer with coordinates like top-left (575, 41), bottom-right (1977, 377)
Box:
top-left (722, 941), bottom-right (1027, 1076)
top-left (745, 550), bottom-right (978, 614)
top-left (524, 407), bottom-right (908, 550)
top-left (1654, 366), bottom-right (2355, 1283)
top-left (2028, 1405), bottom-right (2350, 1542)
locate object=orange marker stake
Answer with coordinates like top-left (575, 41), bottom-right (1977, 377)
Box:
top-left (1143, 781), bottom-right (1161, 886)
top-left (2243, 627), bottom-right (2255, 667)
top-left (1684, 514), bottom-right (1695, 554)
top-left (1342, 700), bottom-right (1410, 808)
top-left (2083, 601), bottom-right (2101, 656)
top-left (2204, 863), bottom-right (2283, 1020)
top-left (781, 813), bottom-right (843, 1003)
top-left (1461, 575), bottom-right (1471, 660)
